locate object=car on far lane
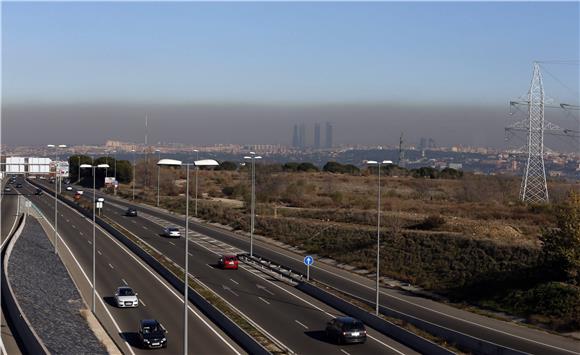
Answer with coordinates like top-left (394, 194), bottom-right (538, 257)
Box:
top-left (125, 207), bottom-right (138, 217)
top-left (325, 316), bottom-right (367, 344)
top-left (3, 187), bottom-right (11, 192)
top-left (162, 227), bottom-right (180, 238)
top-left (15, 183), bottom-right (22, 188)
top-left (34, 188), bottom-right (43, 195)
top-left (66, 186), bottom-right (73, 191)
top-left (218, 255), bottom-right (239, 270)
top-left (114, 286), bottom-right (139, 308)
top-left (139, 319), bottom-right (167, 349)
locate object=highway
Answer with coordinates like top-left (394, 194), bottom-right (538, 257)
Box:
top-left (18, 178), bottom-right (243, 355)
top-left (1, 181), bottom-right (20, 243)
top-left (64, 182), bottom-right (416, 354)
top-left (79, 183), bottom-right (580, 355)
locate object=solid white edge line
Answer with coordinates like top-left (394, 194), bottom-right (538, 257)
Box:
top-left (26, 196), bottom-right (135, 355)
top-left (196, 218), bottom-right (576, 354)
top-left (108, 211), bottom-right (294, 354)
top-left (28, 181), bottom-right (242, 355)
top-left (141, 212), bottom-right (404, 354)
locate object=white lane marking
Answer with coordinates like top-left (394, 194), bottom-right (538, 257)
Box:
top-left (108, 263), bottom-right (114, 269)
top-left (97, 250), bottom-right (102, 256)
top-left (205, 264), bottom-right (213, 269)
top-left (188, 252), bottom-right (193, 257)
top-left (168, 241), bottom-right (175, 246)
top-left (26, 196), bottom-right (136, 355)
top-left (229, 279), bottom-right (239, 285)
top-left (294, 320), bottom-right (308, 329)
top-left (139, 299), bottom-right (146, 307)
top-left (71, 225), bottom-right (76, 229)
top-left (88, 240), bottom-right (92, 245)
top-left (79, 231), bottom-right (84, 236)
top-left (66, 218), bottom-right (70, 222)
top-left (340, 349), bottom-right (351, 355)
top-left (122, 279), bottom-right (128, 285)
top-left (143, 226), bottom-right (148, 230)
top-left (91, 199), bottom-right (294, 353)
top-left (258, 297), bottom-right (270, 305)
top-left (37, 183), bottom-right (244, 354)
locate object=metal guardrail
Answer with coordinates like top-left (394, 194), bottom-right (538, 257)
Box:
top-left (28, 179), bottom-right (271, 355)
top-left (240, 252), bottom-right (453, 354)
top-left (240, 252), bottom-right (527, 355)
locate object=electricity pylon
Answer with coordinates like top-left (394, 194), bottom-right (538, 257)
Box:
top-left (506, 62), bottom-right (580, 204)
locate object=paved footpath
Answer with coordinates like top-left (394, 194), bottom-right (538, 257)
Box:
top-left (7, 217), bottom-right (106, 354)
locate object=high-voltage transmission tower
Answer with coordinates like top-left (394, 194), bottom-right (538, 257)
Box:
top-left (506, 62), bottom-right (580, 204)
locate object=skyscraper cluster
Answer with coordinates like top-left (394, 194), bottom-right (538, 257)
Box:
top-left (292, 122), bottom-right (333, 149)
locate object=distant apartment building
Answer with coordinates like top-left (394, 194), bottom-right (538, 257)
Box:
top-left (292, 125), bottom-right (299, 148)
top-left (325, 122), bottom-right (333, 148)
top-left (299, 123), bottom-right (306, 148)
top-left (314, 123), bottom-right (321, 149)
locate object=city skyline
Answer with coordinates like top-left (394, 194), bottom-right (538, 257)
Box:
top-left (1, 2), bottom-right (578, 150)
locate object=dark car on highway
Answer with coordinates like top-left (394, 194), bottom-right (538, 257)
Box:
top-left (139, 319), bottom-right (167, 349)
top-left (125, 207), bottom-right (138, 217)
top-left (15, 183), bottom-right (22, 188)
top-left (34, 188), bottom-right (43, 195)
top-left (325, 317), bottom-right (367, 344)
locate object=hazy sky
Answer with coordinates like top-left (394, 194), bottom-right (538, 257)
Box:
top-left (1, 2), bottom-right (578, 148)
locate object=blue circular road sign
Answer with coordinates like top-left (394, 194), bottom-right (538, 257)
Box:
top-left (304, 256), bottom-right (314, 266)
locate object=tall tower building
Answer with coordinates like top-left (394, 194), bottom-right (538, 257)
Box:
top-left (314, 123), bottom-right (321, 149)
top-left (324, 122), bottom-right (333, 149)
top-left (292, 124), bottom-right (299, 148)
top-left (299, 123), bottom-right (306, 148)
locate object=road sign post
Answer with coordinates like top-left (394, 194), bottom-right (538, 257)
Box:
top-left (304, 256), bottom-right (313, 281)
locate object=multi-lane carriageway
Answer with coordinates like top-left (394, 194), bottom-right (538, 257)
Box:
top-left (14, 178), bottom-right (243, 355)
top-left (20, 178), bottom-right (417, 355)
top-left (54, 178), bottom-right (580, 355)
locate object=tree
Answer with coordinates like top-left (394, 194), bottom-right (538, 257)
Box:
top-left (540, 191), bottom-right (580, 285)
top-left (323, 161), bottom-right (360, 174)
top-left (68, 155), bottom-right (93, 183)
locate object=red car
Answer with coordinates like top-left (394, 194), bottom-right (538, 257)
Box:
top-left (218, 255), bottom-right (239, 270)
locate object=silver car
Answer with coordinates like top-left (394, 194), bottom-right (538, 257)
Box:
top-left (114, 286), bottom-right (139, 308)
top-left (163, 227), bottom-right (181, 238)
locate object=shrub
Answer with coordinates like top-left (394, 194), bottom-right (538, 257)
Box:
top-left (413, 215), bottom-right (446, 230)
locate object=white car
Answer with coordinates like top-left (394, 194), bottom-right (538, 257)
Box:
top-left (114, 286), bottom-right (139, 308)
top-left (66, 186), bottom-right (73, 191)
top-left (76, 190), bottom-right (84, 195)
top-left (163, 227), bottom-right (181, 238)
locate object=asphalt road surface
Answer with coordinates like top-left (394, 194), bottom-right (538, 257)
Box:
top-left (75, 183), bottom-right (580, 355)
top-left (20, 179), bottom-right (243, 355)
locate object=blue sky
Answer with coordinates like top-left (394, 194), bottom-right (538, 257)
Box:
top-left (2, 2), bottom-right (578, 106)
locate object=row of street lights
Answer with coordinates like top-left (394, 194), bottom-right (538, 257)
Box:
top-left (48, 147), bottom-right (390, 352)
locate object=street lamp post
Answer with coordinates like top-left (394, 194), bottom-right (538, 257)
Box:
top-left (158, 158), bottom-right (218, 355)
top-left (80, 163), bottom-right (109, 314)
top-left (47, 144), bottom-right (67, 255)
top-left (112, 150), bottom-right (118, 196)
top-left (365, 159), bottom-right (392, 316)
top-left (243, 152), bottom-right (262, 257)
top-left (193, 149), bottom-right (199, 216)
top-left (155, 149), bottom-right (161, 207)
top-left (132, 149), bottom-right (136, 200)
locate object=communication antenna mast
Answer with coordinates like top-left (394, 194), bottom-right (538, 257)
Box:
top-left (398, 132), bottom-right (405, 167)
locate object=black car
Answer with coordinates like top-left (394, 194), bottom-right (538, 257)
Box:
top-left (125, 207), bottom-right (138, 217)
top-left (138, 319), bottom-right (167, 349)
top-left (325, 317), bottom-right (367, 344)
top-left (34, 188), bottom-right (43, 195)
top-left (15, 183), bottom-right (23, 188)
